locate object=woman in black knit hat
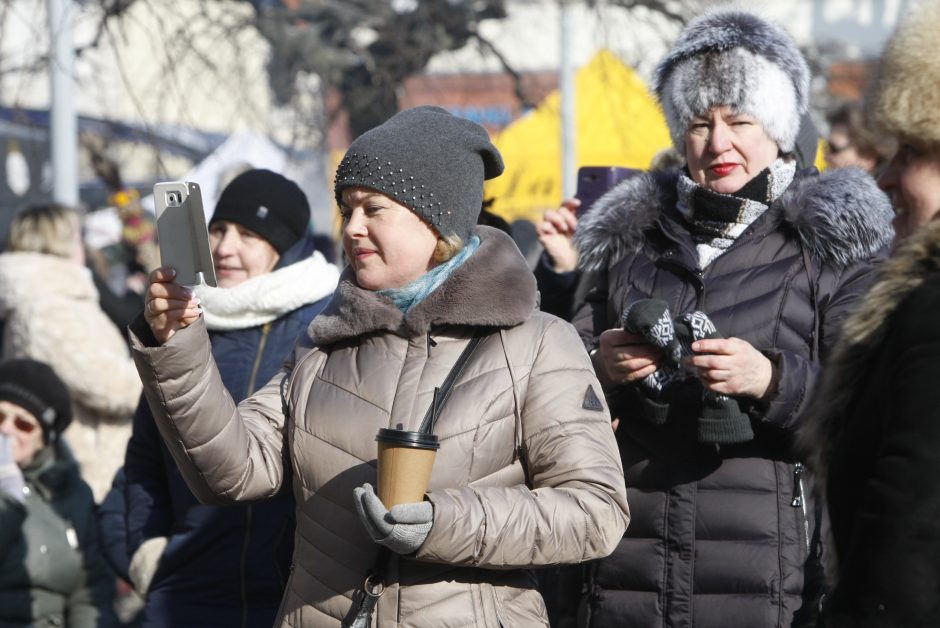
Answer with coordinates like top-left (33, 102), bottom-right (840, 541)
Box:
top-left (0, 358), bottom-right (118, 627)
top-left (130, 106), bottom-right (629, 627)
top-left (106, 168), bottom-right (339, 628)
top-left (570, 8), bottom-right (894, 628)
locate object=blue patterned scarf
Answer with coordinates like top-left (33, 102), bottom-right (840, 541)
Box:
top-left (378, 235), bottom-right (481, 313)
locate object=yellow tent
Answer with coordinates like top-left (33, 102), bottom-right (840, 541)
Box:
top-left (485, 50), bottom-right (672, 223)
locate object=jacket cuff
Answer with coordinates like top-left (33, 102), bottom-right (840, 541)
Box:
top-left (129, 312), bottom-right (160, 347)
top-left (751, 349), bottom-right (811, 431)
top-left (534, 252), bottom-right (579, 287)
top-left (416, 487), bottom-right (484, 565)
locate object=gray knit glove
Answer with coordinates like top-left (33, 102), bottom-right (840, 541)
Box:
top-left (353, 483), bottom-right (433, 555)
top-left (0, 435), bottom-right (25, 503)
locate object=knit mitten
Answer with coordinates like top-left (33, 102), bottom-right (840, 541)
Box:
top-left (353, 483), bottom-right (433, 555)
top-left (621, 299), bottom-right (684, 391)
top-left (675, 311), bottom-right (754, 444)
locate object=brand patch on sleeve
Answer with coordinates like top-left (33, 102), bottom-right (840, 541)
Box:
top-left (582, 385), bottom-right (604, 412)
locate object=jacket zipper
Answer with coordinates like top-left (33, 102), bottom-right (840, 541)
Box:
top-left (658, 257), bottom-right (707, 308)
top-left (246, 322), bottom-right (273, 396)
top-left (791, 462), bottom-right (810, 553)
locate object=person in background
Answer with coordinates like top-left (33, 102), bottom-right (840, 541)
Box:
top-left (84, 135), bottom-right (160, 335)
top-left (0, 203), bottom-right (142, 502)
top-left (801, 2), bottom-right (940, 625)
top-left (572, 9), bottom-right (892, 627)
top-left (114, 169), bottom-right (339, 628)
top-left (649, 146), bottom-right (685, 172)
top-left (0, 358), bottom-right (118, 627)
top-left (824, 101), bottom-right (896, 175)
top-left (131, 106), bottom-right (628, 627)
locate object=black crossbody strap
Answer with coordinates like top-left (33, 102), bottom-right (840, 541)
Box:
top-left (417, 329), bottom-right (486, 435)
top-left (343, 329), bottom-right (486, 627)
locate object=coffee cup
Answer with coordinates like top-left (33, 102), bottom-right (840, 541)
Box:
top-left (375, 428), bottom-right (440, 508)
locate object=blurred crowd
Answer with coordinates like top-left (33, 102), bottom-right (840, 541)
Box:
top-left (2, 3), bottom-right (940, 628)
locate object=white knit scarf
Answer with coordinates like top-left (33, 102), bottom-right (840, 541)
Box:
top-left (193, 251), bottom-right (339, 330)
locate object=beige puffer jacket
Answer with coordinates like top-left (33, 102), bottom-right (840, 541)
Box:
top-left (131, 227), bottom-right (629, 627)
top-left (0, 252), bottom-right (141, 502)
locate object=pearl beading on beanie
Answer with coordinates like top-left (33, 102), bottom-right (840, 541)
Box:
top-left (334, 152), bottom-right (453, 227)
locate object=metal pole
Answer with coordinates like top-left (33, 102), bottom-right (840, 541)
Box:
top-left (559, 0), bottom-right (576, 199)
top-left (48, 0), bottom-right (78, 206)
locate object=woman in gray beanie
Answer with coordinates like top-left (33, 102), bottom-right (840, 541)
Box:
top-left (571, 8), bottom-right (893, 628)
top-left (130, 105), bottom-right (628, 627)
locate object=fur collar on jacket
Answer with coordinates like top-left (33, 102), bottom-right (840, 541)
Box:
top-left (0, 252), bottom-right (97, 314)
top-left (194, 251), bottom-right (339, 331)
top-left (799, 219), bottom-right (940, 494)
top-left (574, 166), bottom-right (894, 272)
top-left (308, 226), bottom-right (536, 344)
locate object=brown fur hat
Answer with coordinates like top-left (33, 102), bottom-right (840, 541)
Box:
top-left (870, 1), bottom-right (940, 144)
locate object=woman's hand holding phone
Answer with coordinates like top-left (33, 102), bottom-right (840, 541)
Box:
top-left (145, 267), bottom-right (202, 344)
top-left (536, 198), bottom-right (581, 273)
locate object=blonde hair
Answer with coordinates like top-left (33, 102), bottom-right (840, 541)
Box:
top-left (433, 234), bottom-right (464, 264)
top-left (7, 204), bottom-right (81, 259)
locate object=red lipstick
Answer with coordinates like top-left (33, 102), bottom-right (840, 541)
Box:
top-left (710, 163), bottom-right (738, 176)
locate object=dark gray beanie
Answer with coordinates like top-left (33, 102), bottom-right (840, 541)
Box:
top-left (0, 358), bottom-right (72, 443)
top-left (334, 106), bottom-right (504, 242)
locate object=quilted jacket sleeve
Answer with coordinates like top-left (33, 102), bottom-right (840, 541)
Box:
top-left (129, 316), bottom-right (293, 505)
top-left (757, 253), bottom-right (883, 432)
top-left (123, 398), bottom-right (173, 554)
top-left (417, 316), bottom-right (630, 567)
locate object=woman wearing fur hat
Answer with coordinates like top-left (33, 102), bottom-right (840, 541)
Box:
top-left (571, 9), bottom-right (893, 627)
top-left (129, 106), bottom-right (629, 627)
top-left (108, 169), bottom-right (339, 627)
top-left (0, 203), bottom-right (143, 503)
top-left (800, 3), bottom-right (940, 626)
top-left (0, 358), bottom-right (118, 627)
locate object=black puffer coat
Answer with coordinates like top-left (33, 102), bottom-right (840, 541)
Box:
top-left (572, 166), bottom-right (893, 628)
top-left (801, 219), bottom-right (940, 627)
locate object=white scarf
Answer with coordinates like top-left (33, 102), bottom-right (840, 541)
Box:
top-left (194, 251), bottom-right (339, 331)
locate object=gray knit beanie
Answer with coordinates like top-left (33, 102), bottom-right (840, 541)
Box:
top-left (654, 9), bottom-right (810, 154)
top-left (334, 106), bottom-right (504, 242)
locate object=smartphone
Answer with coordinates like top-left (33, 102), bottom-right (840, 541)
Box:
top-left (153, 181), bottom-right (217, 287)
top-left (576, 166), bottom-right (640, 216)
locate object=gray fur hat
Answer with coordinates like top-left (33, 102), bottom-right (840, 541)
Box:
top-left (654, 9), bottom-right (810, 153)
top-left (334, 106), bottom-right (504, 243)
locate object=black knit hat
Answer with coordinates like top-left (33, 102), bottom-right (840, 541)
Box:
top-left (0, 358), bottom-right (72, 443)
top-left (211, 169), bottom-right (311, 255)
top-left (333, 106), bottom-right (504, 242)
